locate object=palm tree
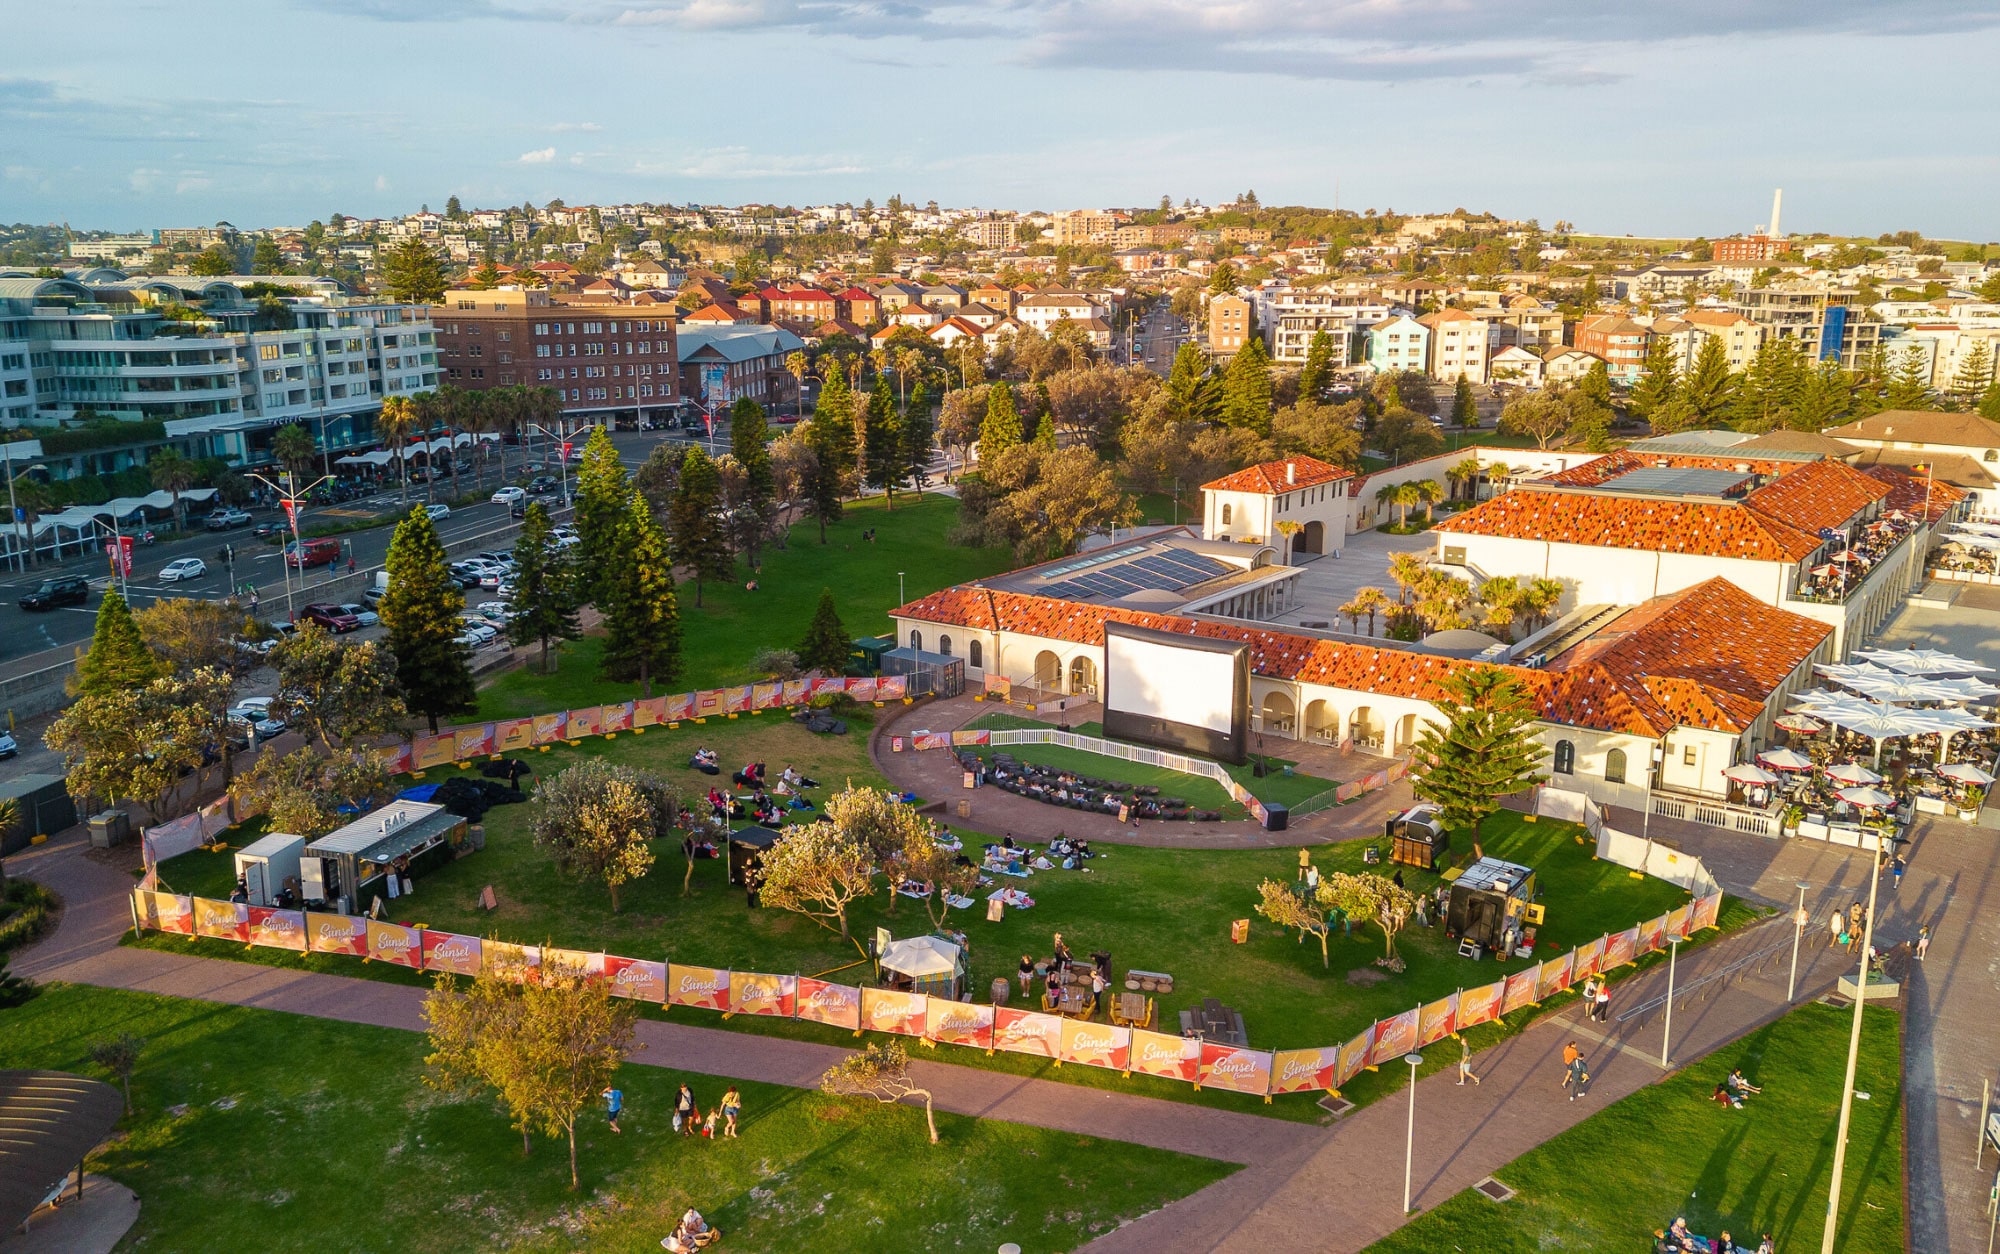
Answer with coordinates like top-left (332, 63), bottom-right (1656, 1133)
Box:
top-left (1478, 576), bottom-right (1522, 643)
top-left (1274, 519), bottom-right (1302, 563)
top-left (410, 391), bottom-right (444, 504)
top-left (785, 351), bottom-right (810, 408)
top-left (1411, 478), bottom-right (1445, 522)
top-left (1446, 455), bottom-right (1483, 503)
top-left (868, 347), bottom-right (889, 381)
top-left (895, 348), bottom-right (926, 410)
top-left (1352, 586), bottom-right (1391, 636)
top-left (149, 449), bottom-right (199, 534)
top-left (1374, 481), bottom-right (1402, 528)
top-left (1387, 552), bottom-right (1427, 609)
top-left (1338, 595), bottom-right (1367, 634)
top-left (271, 423), bottom-right (317, 492)
top-left (1520, 577), bottom-right (1565, 634)
top-left (376, 395), bottom-right (416, 504)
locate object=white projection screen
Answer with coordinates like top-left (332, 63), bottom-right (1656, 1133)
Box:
top-left (1101, 621), bottom-right (1250, 764)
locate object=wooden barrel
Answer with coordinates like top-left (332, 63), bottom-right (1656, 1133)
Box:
top-left (991, 976), bottom-right (1012, 1005)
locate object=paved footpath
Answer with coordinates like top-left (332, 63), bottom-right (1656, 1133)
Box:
top-left (10, 814), bottom-right (1877, 1254)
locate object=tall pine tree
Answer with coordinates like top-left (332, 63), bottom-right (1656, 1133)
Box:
top-left (1627, 339), bottom-right (1680, 428)
top-left (572, 426), bottom-right (630, 604)
top-left (1166, 342), bottom-right (1217, 422)
top-left (381, 236), bottom-right (447, 304)
top-left (505, 501), bottom-right (580, 674)
top-left (862, 376), bottom-right (902, 509)
top-left (1220, 335), bottom-right (1273, 434)
top-left (1409, 666), bottom-right (1548, 845)
top-left (1450, 376), bottom-right (1477, 428)
top-left (1680, 336), bottom-right (1736, 423)
top-left (1884, 345), bottom-right (1933, 410)
top-left (1297, 329), bottom-right (1334, 403)
top-left (796, 589), bottom-right (851, 676)
top-left (729, 397), bottom-right (775, 569)
top-left (979, 382), bottom-right (1021, 466)
top-left (381, 506), bottom-right (474, 732)
top-left (599, 491), bottom-right (681, 697)
top-left (669, 445), bottom-right (732, 607)
top-left (71, 589), bottom-right (164, 697)
top-left (899, 381), bottom-right (935, 491)
top-left (808, 365), bottom-right (857, 482)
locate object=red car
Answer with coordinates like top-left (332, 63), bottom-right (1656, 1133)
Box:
top-left (299, 602), bottom-right (360, 633)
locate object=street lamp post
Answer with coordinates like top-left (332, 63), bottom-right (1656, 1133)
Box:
top-left (527, 420), bottom-right (590, 505)
top-left (898, 571), bottom-right (905, 606)
top-left (1660, 935), bottom-right (1680, 1068)
top-left (246, 469), bottom-right (335, 627)
top-left (1788, 881), bottom-right (1811, 1002)
top-left (1402, 1052), bottom-right (1425, 1214)
top-left (1821, 839), bottom-right (1885, 1254)
top-left (1, 439), bottom-right (23, 572)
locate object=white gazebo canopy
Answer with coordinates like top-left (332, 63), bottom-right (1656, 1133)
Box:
top-left (1854, 647), bottom-right (1995, 676)
top-left (879, 935), bottom-right (963, 980)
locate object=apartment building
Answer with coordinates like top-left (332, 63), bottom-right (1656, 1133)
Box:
top-left (1017, 292), bottom-right (1107, 335)
top-left (432, 288), bottom-right (678, 423)
top-left (1417, 307), bottom-right (1489, 383)
top-left (1247, 287), bottom-right (1388, 368)
top-left (1208, 293), bottom-right (1254, 357)
top-left (678, 324), bottom-right (805, 412)
top-left (1713, 235), bottom-right (1793, 263)
top-left (1364, 314), bottom-right (1429, 376)
top-left (1730, 285), bottom-right (1881, 363)
top-left (960, 218), bottom-right (1017, 249)
top-left (1649, 309), bottom-right (1765, 372)
top-left (1468, 295), bottom-right (1564, 353)
top-left (1572, 314), bottom-right (1652, 383)
top-left (1050, 210), bottom-right (1124, 246)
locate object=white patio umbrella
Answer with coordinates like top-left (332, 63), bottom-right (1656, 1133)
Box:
top-left (1938, 762), bottom-right (1996, 786)
top-left (1775, 713), bottom-right (1825, 734)
top-left (1814, 662), bottom-right (1900, 686)
top-left (1816, 700), bottom-right (1943, 762)
top-left (1825, 761), bottom-right (1883, 785)
top-left (1855, 647), bottom-right (1996, 676)
top-left (1914, 705), bottom-right (1996, 761)
top-left (1926, 676), bottom-right (2000, 701)
top-left (1844, 674), bottom-right (1967, 704)
top-left (1723, 762), bottom-right (1781, 785)
top-left (1757, 747), bottom-right (1815, 771)
top-left (1835, 786), bottom-right (1897, 810)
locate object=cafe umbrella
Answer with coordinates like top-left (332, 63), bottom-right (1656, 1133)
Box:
top-left (1757, 747), bottom-right (1815, 771)
top-left (1834, 786), bottom-right (1897, 811)
top-left (1824, 761), bottom-right (1884, 787)
top-left (1937, 761), bottom-right (1996, 786)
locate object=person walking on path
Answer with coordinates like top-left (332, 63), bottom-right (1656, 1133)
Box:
top-left (603, 1086), bottom-right (623, 1134)
top-left (1829, 908), bottom-right (1844, 949)
top-left (674, 1083), bottom-right (696, 1136)
top-left (1052, 933), bottom-right (1073, 977)
top-left (1567, 1054), bottom-right (1591, 1101)
top-left (1891, 857), bottom-right (1905, 891)
top-left (1916, 923), bottom-right (1932, 962)
top-left (1579, 977), bottom-right (1599, 1020)
top-left (1561, 1040), bottom-right (1581, 1092)
top-left (1457, 1038), bottom-right (1481, 1086)
top-left (1594, 980), bottom-right (1611, 1023)
top-left (721, 1086), bottom-right (741, 1138)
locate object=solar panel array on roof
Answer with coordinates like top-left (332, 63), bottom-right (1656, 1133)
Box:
top-left (1039, 548), bottom-right (1234, 602)
top-left (1594, 467), bottom-right (1755, 498)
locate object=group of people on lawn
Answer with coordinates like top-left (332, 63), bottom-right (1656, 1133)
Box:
top-left (597, 1082), bottom-right (740, 1250)
top-left (1656, 1215), bottom-right (1774, 1253)
top-left (1018, 932), bottom-right (1112, 1018)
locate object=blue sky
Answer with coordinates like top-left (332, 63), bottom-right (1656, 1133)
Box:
top-left (5, 1), bottom-right (1999, 239)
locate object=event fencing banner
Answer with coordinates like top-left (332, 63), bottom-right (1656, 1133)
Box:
top-left (861, 988), bottom-right (928, 1037)
top-left (663, 694), bottom-right (695, 723)
top-left (249, 907), bottom-right (306, 951)
top-left (633, 697), bottom-right (668, 728)
top-left (950, 729), bottom-right (991, 747)
top-left (694, 690), bottom-right (724, 717)
top-left (533, 712), bottom-right (568, 744)
top-left (1335, 780), bottom-right (1363, 803)
top-left (496, 718), bottom-right (535, 752)
top-left (1536, 952), bottom-right (1575, 1002)
top-left (1500, 968), bottom-right (1540, 1017)
top-left (879, 675), bottom-right (908, 700)
top-left (729, 972), bottom-right (797, 1019)
top-left (1369, 1006), bottom-right (1420, 1065)
top-left (1692, 891), bottom-right (1722, 932)
top-left (1129, 1030), bottom-right (1199, 1082)
top-left (193, 897), bottom-right (248, 943)
top-left (993, 1007), bottom-right (1063, 1059)
top-left (1199, 1043), bottom-right (1273, 1095)
top-left (603, 956), bottom-right (667, 1003)
top-left (811, 678), bottom-right (846, 698)
top-left (1271, 1046), bottom-right (1341, 1095)
top-left (910, 733), bottom-right (950, 751)
top-left (1417, 993), bottom-right (1459, 1048)
top-left (1572, 936), bottom-right (1606, 982)
top-left (413, 734), bottom-right (455, 770)
top-left (544, 947), bottom-right (605, 981)
top-left (724, 686), bottom-right (752, 714)
top-left (926, 1000), bottom-right (994, 1050)
top-left (848, 677), bottom-right (879, 702)
top-left (1335, 1025), bottom-right (1376, 1088)
top-left (600, 703), bottom-right (632, 734)
top-left (1666, 904), bottom-right (1692, 942)
top-left (569, 707), bottom-right (602, 738)
top-left (782, 680), bottom-right (811, 707)
top-left (1603, 926), bottom-right (1639, 970)
top-left (307, 911), bottom-right (366, 955)
top-left (366, 920), bottom-right (423, 968)
top-left (795, 978), bottom-right (861, 1031)
top-left (378, 743), bottom-right (413, 776)
top-left (1637, 915), bottom-right (1667, 956)
top-left (144, 891), bottom-right (194, 935)
top-left (752, 683), bottom-right (783, 711)
top-left (454, 724), bottom-right (494, 760)
top-left (1059, 1020), bottom-right (1130, 1071)
top-left (668, 963), bottom-right (729, 1011)
top-left (1456, 980), bottom-right (1505, 1030)
top-left (421, 930), bottom-right (483, 977)
top-left (486, 940), bottom-right (542, 979)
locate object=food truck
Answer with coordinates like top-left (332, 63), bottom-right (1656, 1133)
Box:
top-left (1385, 804), bottom-right (1450, 870)
top-left (1444, 856), bottom-right (1538, 958)
top-left (301, 800), bottom-right (467, 916)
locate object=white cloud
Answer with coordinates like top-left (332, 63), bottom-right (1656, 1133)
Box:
top-left (518, 146), bottom-right (557, 164)
top-left (548, 121), bottom-right (601, 133)
top-left (375, 174), bottom-right (391, 191)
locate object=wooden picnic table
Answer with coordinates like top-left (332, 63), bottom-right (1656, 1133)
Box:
top-left (1112, 992), bottom-right (1154, 1029)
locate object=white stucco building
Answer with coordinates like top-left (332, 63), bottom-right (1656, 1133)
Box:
top-left (1200, 456), bottom-right (1354, 560)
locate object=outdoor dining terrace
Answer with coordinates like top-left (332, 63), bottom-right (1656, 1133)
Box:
top-left (1788, 510), bottom-right (1921, 606)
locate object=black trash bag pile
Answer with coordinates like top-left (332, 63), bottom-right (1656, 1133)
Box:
top-left (431, 775), bottom-right (524, 822)
top-left (793, 709), bottom-right (848, 735)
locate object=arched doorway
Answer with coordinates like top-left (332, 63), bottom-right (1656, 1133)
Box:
top-left (1394, 713), bottom-right (1419, 753)
top-left (1068, 655), bottom-right (1097, 696)
top-left (1033, 650), bottom-right (1061, 691)
top-left (1297, 520), bottom-right (1324, 555)
top-left (1349, 706), bottom-right (1380, 752)
top-left (1304, 698), bottom-right (1338, 743)
top-left (1260, 690), bottom-right (1297, 736)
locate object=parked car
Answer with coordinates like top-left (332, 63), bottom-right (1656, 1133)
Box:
top-left (158, 557), bottom-right (208, 582)
top-left (528, 475), bottom-right (558, 495)
top-left (446, 561), bottom-right (488, 589)
top-left (0, 730), bottom-right (16, 760)
top-left (300, 602), bottom-right (360, 632)
top-left (473, 601), bottom-right (517, 625)
top-left (204, 508), bottom-right (253, 531)
top-left (458, 617), bottom-right (498, 645)
top-left (335, 602), bottom-right (380, 628)
top-left (491, 486), bottom-right (526, 505)
top-left (227, 697), bottom-right (285, 738)
top-left (252, 522), bottom-right (286, 540)
top-left (426, 503), bottom-right (451, 520)
top-left (285, 537), bottom-right (341, 569)
top-left (19, 575), bottom-right (90, 611)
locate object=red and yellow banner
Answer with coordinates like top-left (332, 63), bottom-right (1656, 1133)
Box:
top-left (544, 947), bottom-right (603, 980)
top-left (668, 963), bottom-right (729, 1011)
top-left (752, 683), bottom-right (783, 711)
top-left (413, 734), bottom-right (456, 770)
top-left (1370, 1007), bottom-right (1420, 1065)
top-left (879, 676), bottom-right (907, 700)
top-left (926, 1000), bottom-right (994, 1049)
top-left (1456, 980), bottom-right (1505, 1030)
top-left (724, 686), bottom-right (752, 714)
top-left (1129, 1029), bottom-right (1199, 1082)
top-left (454, 724), bottom-right (493, 759)
top-left (378, 744), bottom-right (412, 775)
top-left (662, 693), bottom-right (695, 722)
top-left (782, 679), bottom-right (811, 707)
top-left (365, 920), bottom-right (423, 967)
top-left (1059, 1019), bottom-right (1130, 1071)
top-left (993, 1007), bottom-right (1063, 1058)
top-left (533, 711), bottom-right (568, 744)
top-left (1572, 936), bottom-right (1605, 982)
top-left (847, 677), bottom-right (878, 702)
top-left (795, 978), bottom-right (861, 1030)
top-left (1692, 891), bottom-right (1722, 932)
top-left (1417, 993), bottom-right (1459, 1048)
top-left (194, 897), bottom-right (248, 942)
top-left (1603, 926), bottom-right (1638, 970)
top-left (248, 906), bottom-right (306, 951)
top-left (861, 988), bottom-right (928, 1037)
top-left (306, 911), bottom-right (366, 955)
top-left (495, 718), bottom-right (535, 752)
top-left (568, 707), bottom-right (602, 738)
top-left (694, 690), bottom-right (725, 717)
top-left (1335, 1025), bottom-right (1376, 1087)
top-left (1537, 952), bottom-right (1574, 1001)
top-left (633, 697), bottom-right (668, 728)
top-left (811, 677), bottom-right (846, 698)
top-left (602, 956), bottom-right (666, 1002)
top-left (949, 729), bottom-right (991, 747)
top-left (1199, 1043), bottom-right (1272, 1095)
top-left (1666, 904), bottom-right (1692, 942)
top-left (729, 971), bottom-right (797, 1018)
top-left (1499, 968), bottom-right (1540, 1016)
top-left (1637, 915), bottom-right (1667, 956)
top-left (485, 940), bottom-right (542, 980)
top-left (421, 930), bottom-right (483, 976)
top-left (600, 702), bottom-right (632, 733)
top-left (143, 891), bottom-right (194, 934)
top-left (1271, 1045), bottom-right (1341, 1095)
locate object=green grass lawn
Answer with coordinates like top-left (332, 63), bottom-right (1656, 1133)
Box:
top-left (476, 494), bottom-right (1012, 720)
top-left (4, 984), bottom-right (1233, 1253)
top-left (148, 714), bottom-right (1722, 1119)
top-left (1367, 1002), bottom-right (1904, 1253)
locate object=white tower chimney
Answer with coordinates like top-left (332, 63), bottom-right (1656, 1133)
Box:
top-left (1769, 188), bottom-right (1784, 239)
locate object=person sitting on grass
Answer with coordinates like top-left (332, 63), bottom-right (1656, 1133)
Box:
top-left (1727, 1068), bottom-right (1762, 1099)
top-left (1711, 1081), bottom-right (1744, 1109)
top-left (662, 1209), bottom-right (720, 1251)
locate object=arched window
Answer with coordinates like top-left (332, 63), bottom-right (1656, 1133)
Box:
top-left (939, 635), bottom-right (953, 656)
top-left (1221, 503), bottom-right (1233, 525)
top-left (1553, 739), bottom-right (1576, 775)
top-left (1604, 748), bottom-right (1627, 784)
top-left (909, 630), bottom-right (922, 652)
top-left (968, 639), bottom-right (983, 668)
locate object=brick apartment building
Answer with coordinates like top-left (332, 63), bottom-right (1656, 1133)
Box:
top-left (1572, 313), bottom-right (1652, 383)
top-left (432, 288), bottom-right (680, 425)
top-left (1712, 235), bottom-right (1794, 264)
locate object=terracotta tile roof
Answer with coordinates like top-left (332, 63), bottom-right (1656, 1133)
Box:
top-left (1857, 464), bottom-right (1969, 521)
top-left (1739, 458), bottom-right (1890, 535)
top-left (1538, 450), bottom-right (1791, 489)
top-left (1201, 456), bottom-right (1356, 495)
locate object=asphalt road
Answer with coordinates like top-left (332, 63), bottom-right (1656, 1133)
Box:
top-left (0, 429), bottom-right (700, 677)
top-left (1132, 303), bottom-right (1191, 374)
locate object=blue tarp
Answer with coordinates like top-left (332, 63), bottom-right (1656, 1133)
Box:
top-left (397, 783), bottom-right (441, 802)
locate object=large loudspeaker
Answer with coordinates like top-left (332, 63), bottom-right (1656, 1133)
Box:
top-left (1261, 803), bottom-right (1290, 832)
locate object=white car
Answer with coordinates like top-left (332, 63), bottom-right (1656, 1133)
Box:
top-left (425, 503), bottom-right (451, 520)
top-left (490, 486), bottom-right (526, 505)
top-left (335, 602), bottom-right (380, 628)
top-left (458, 617), bottom-right (498, 645)
top-left (474, 601), bottom-right (517, 624)
top-left (227, 696), bottom-right (285, 738)
top-left (159, 557), bottom-right (208, 582)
